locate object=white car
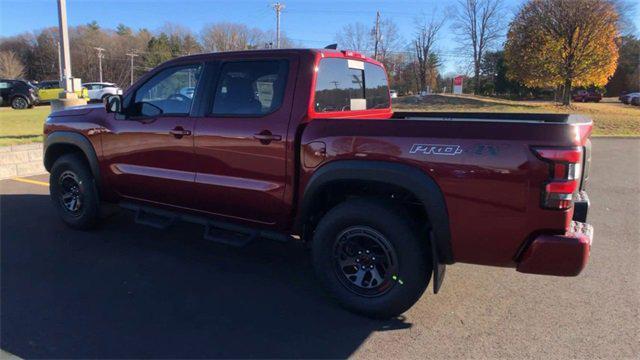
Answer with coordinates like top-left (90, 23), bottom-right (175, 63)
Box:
top-left (82, 82), bottom-right (123, 102)
top-left (179, 87), bottom-right (196, 99)
top-left (390, 90), bottom-right (398, 98)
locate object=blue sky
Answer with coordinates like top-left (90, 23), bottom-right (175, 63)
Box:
top-left (2, 0), bottom-right (638, 74)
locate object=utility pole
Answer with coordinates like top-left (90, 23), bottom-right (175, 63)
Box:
top-left (57, 41), bottom-right (62, 83)
top-left (57, 0), bottom-right (72, 93)
top-left (125, 51), bottom-right (138, 86)
top-left (93, 47), bottom-right (105, 82)
top-left (373, 11), bottom-right (380, 60)
top-left (52, 0), bottom-right (86, 109)
top-left (272, 2), bottom-right (285, 48)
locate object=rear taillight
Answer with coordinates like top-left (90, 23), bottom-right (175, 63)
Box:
top-left (533, 147), bottom-right (583, 210)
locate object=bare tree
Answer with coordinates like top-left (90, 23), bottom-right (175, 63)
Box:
top-left (201, 23), bottom-right (259, 52)
top-left (335, 22), bottom-right (371, 51)
top-left (0, 50), bottom-right (25, 78)
top-left (335, 17), bottom-right (401, 60)
top-left (377, 18), bottom-right (402, 62)
top-left (414, 16), bottom-right (445, 92)
top-left (452, 0), bottom-right (504, 94)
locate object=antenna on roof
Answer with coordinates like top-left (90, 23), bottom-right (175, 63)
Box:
top-left (324, 43), bottom-right (338, 49)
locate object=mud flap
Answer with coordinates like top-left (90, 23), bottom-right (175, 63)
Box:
top-left (430, 230), bottom-right (446, 294)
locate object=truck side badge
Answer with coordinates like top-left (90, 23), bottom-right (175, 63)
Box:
top-left (410, 144), bottom-right (463, 156)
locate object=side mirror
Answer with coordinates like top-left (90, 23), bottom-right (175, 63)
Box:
top-left (139, 102), bottom-right (163, 117)
top-left (105, 95), bottom-right (122, 113)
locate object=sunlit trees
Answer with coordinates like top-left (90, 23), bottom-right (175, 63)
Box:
top-left (504, 0), bottom-right (620, 105)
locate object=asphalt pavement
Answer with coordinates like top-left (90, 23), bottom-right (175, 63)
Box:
top-left (1, 138), bottom-right (638, 359)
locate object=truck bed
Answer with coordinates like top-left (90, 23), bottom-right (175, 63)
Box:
top-left (300, 113), bottom-right (593, 267)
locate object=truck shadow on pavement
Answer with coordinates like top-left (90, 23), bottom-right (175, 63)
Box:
top-left (1, 194), bottom-right (411, 359)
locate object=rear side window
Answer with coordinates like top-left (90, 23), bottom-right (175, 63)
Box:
top-left (314, 58), bottom-right (389, 112)
top-left (211, 60), bottom-right (288, 116)
top-left (364, 62), bottom-right (390, 109)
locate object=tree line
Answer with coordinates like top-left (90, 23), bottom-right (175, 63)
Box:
top-left (0, 21), bottom-right (296, 89)
top-left (332, 0), bottom-right (636, 104)
top-left (0, 0), bottom-right (637, 104)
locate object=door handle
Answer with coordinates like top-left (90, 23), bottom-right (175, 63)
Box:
top-left (170, 127), bottom-right (192, 138)
top-left (253, 131), bottom-right (282, 144)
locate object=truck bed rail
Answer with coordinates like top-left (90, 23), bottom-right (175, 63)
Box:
top-left (393, 111), bottom-right (590, 124)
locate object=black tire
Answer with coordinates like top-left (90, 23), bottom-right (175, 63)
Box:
top-left (11, 96), bottom-right (28, 109)
top-left (101, 94), bottom-right (110, 103)
top-left (312, 198), bottom-right (431, 318)
top-left (49, 153), bottom-right (100, 230)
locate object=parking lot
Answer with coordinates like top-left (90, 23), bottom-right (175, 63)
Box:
top-left (1, 138), bottom-right (638, 359)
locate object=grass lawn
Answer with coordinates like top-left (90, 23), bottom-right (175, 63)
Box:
top-left (394, 94), bottom-right (640, 136)
top-left (0, 105), bottom-right (51, 146)
top-left (0, 95), bottom-right (638, 147)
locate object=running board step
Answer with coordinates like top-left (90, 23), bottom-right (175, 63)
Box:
top-left (133, 207), bottom-right (176, 230)
top-left (120, 201), bottom-right (293, 247)
top-left (204, 224), bottom-right (257, 247)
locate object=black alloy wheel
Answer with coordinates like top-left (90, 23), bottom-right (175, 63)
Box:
top-left (58, 170), bottom-right (83, 215)
top-left (333, 226), bottom-right (398, 297)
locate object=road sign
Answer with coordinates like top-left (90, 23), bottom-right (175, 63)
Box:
top-left (453, 76), bottom-right (463, 94)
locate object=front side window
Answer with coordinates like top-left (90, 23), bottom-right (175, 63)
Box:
top-left (132, 64), bottom-right (202, 117)
top-left (211, 60), bottom-right (288, 116)
top-left (314, 58), bottom-right (390, 112)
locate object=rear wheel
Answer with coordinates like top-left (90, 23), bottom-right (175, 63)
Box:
top-left (312, 198), bottom-right (431, 318)
top-left (50, 153), bottom-right (100, 229)
top-left (11, 96), bottom-right (28, 109)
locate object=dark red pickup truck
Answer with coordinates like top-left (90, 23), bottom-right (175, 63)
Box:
top-left (43, 49), bottom-right (593, 318)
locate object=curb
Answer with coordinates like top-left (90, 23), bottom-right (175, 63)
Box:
top-left (0, 349), bottom-right (22, 359)
top-left (0, 143), bottom-right (46, 180)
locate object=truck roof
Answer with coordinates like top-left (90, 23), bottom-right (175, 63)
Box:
top-left (166, 48), bottom-right (383, 67)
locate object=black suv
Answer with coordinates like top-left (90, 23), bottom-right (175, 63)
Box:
top-left (0, 79), bottom-right (38, 109)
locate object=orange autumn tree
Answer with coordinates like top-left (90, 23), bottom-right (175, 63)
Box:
top-left (504, 0), bottom-right (619, 105)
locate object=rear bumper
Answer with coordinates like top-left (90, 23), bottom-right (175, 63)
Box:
top-left (517, 221), bottom-right (593, 276)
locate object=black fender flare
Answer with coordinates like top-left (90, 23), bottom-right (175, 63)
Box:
top-left (44, 131), bottom-right (101, 189)
top-left (296, 160), bottom-right (454, 264)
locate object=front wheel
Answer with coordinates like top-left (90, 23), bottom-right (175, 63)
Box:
top-left (50, 153), bottom-right (100, 229)
top-left (312, 198), bottom-right (431, 318)
top-left (11, 96), bottom-right (28, 109)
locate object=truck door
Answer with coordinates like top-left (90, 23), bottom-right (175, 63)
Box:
top-left (193, 57), bottom-right (297, 226)
top-left (101, 63), bottom-right (203, 208)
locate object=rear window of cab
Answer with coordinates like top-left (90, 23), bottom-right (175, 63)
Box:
top-left (314, 58), bottom-right (390, 112)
